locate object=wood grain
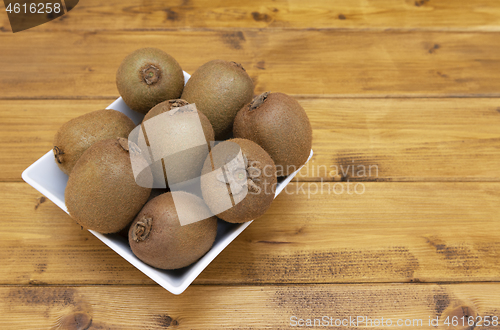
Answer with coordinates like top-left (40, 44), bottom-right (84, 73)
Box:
top-left (5, 182), bottom-right (500, 285)
top-left (0, 100), bottom-right (110, 182)
top-left (3, 98), bottom-right (500, 182)
top-left (301, 97), bottom-right (500, 182)
top-left (1, 31), bottom-right (500, 99)
top-left (2, 0), bottom-right (500, 32)
top-left (2, 284), bottom-right (500, 329)
top-left (2, 0), bottom-right (500, 328)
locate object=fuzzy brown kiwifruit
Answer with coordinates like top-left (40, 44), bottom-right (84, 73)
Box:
top-left (65, 138), bottom-right (152, 234)
top-left (180, 60), bottom-right (254, 139)
top-left (53, 109), bottom-right (136, 175)
top-left (116, 48), bottom-right (184, 114)
top-left (142, 98), bottom-right (189, 122)
top-left (200, 138), bottom-right (276, 223)
top-left (128, 191), bottom-right (218, 270)
top-left (233, 92), bottom-right (312, 177)
top-left (141, 101), bottom-right (214, 188)
top-left (116, 188), bottom-right (169, 240)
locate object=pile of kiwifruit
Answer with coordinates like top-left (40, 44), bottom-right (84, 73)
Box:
top-left (53, 47), bottom-right (312, 270)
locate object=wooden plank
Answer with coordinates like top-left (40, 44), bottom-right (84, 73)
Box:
top-left (2, 284), bottom-right (500, 329)
top-left (1, 31), bottom-right (500, 99)
top-left (4, 182), bottom-right (500, 285)
top-left (300, 97), bottom-right (500, 182)
top-left (2, 0), bottom-right (500, 32)
top-left (0, 100), bottom-right (111, 182)
top-left (3, 98), bottom-right (500, 182)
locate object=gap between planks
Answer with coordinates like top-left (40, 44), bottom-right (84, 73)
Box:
top-left (5, 94), bottom-right (500, 101)
top-left (4, 27), bottom-right (500, 34)
top-left (3, 281), bottom-right (500, 287)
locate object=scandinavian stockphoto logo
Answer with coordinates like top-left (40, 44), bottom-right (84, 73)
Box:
top-left (3, 0), bottom-right (78, 33)
top-left (128, 103), bottom-right (249, 226)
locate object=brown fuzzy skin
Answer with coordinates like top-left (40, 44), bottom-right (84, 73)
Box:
top-left (53, 109), bottom-right (136, 175)
top-left (116, 48), bottom-right (184, 114)
top-left (142, 99), bottom-right (189, 122)
top-left (181, 60), bottom-right (254, 140)
top-left (65, 138), bottom-right (152, 234)
top-left (128, 192), bottom-right (218, 270)
top-left (201, 138), bottom-right (277, 223)
top-left (141, 100), bottom-right (215, 187)
top-left (233, 92), bottom-right (312, 177)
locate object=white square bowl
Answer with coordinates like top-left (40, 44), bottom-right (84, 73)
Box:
top-left (22, 71), bottom-right (313, 294)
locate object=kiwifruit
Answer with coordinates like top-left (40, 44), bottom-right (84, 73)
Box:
top-left (116, 187), bottom-right (169, 240)
top-left (200, 138), bottom-right (276, 223)
top-left (129, 191), bottom-right (218, 270)
top-left (180, 60), bottom-right (254, 139)
top-left (116, 47), bottom-right (184, 114)
top-left (53, 109), bottom-right (136, 175)
top-left (65, 138), bottom-right (152, 234)
top-left (233, 92), bottom-right (312, 177)
top-left (143, 98), bottom-right (189, 123)
top-left (141, 100), bottom-right (214, 187)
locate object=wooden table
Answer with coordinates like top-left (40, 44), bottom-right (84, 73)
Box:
top-left (2, 1), bottom-right (500, 329)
